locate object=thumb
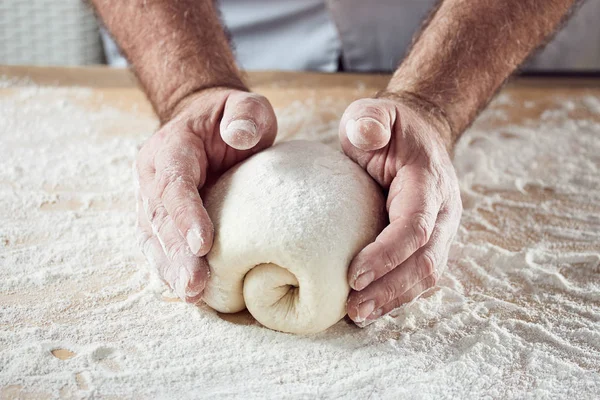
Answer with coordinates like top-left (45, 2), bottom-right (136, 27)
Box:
top-left (340, 98), bottom-right (395, 151)
top-left (220, 91), bottom-right (277, 151)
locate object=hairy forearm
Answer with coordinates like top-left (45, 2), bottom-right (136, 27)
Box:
top-left (388, 0), bottom-right (579, 145)
top-left (91, 0), bottom-right (246, 122)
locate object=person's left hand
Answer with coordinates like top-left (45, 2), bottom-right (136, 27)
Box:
top-left (339, 93), bottom-right (463, 325)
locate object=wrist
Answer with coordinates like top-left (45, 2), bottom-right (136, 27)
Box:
top-left (376, 89), bottom-right (454, 153)
top-left (161, 77), bottom-right (248, 124)
top-left (94, 0), bottom-right (249, 124)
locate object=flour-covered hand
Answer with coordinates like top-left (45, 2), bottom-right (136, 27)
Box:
top-left (134, 88), bottom-right (277, 302)
top-left (340, 93), bottom-right (462, 324)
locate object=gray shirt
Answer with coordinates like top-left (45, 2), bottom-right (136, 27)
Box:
top-left (103, 0), bottom-right (600, 72)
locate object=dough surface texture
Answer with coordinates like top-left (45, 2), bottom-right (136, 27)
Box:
top-left (203, 140), bottom-right (385, 334)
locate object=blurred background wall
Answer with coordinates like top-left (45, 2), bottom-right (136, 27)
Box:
top-left (0, 0), bottom-right (104, 65)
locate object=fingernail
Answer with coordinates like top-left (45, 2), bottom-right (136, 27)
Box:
top-left (186, 228), bottom-right (203, 255)
top-left (345, 119), bottom-right (361, 145)
top-left (354, 271), bottom-right (374, 291)
top-left (185, 282), bottom-right (203, 300)
top-left (172, 266), bottom-right (204, 302)
top-left (356, 309), bottom-right (381, 328)
top-left (185, 266), bottom-right (206, 299)
top-left (356, 117), bottom-right (386, 130)
top-left (173, 272), bottom-right (188, 301)
top-left (225, 119), bottom-right (259, 150)
top-left (345, 117), bottom-right (390, 151)
top-left (369, 308), bottom-right (383, 320)
top-left (356, 300), bottom-right (376, 323)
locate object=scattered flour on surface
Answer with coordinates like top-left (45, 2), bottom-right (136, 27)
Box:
top-left (0, 81), bottom-right (599, 399)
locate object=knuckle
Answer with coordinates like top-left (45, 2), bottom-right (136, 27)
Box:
top-left (160, 261), bottom-right (179, 284)
top-left (347, 98), bottom-right (368, 110)
top-left (397, 289), bottom-right (417, 306)
top-left (447, 181), bottom-right (463, 212)
top-left (163, 244), bottom-right (179, 262)
top-left (136, 145), bottom-right (157, 173)
top-left (169, 202), bottom-right (190, 226)
top-left (136, 235), bottom-right (164, 274)
top-left (230, 93), bottom-right (270, 117)
top-left (379, 244), bottom-right (400, 273)
top-left (240, 96), bottom-right (264, 112)
top-left (417, 250), bottom-right (437, 281)
top-left (347, 292), bottom-right (364, 312)
top-left (134, 158), bottom-right (153, 186)
top-left (147, 202), bottom-right (167, 228)
top-left (421, 272), bottom-right (439, 289)
top-left (454, 203), bottom-right (463, 220)
top-left (165, 239), bottom-right (189, 261)
top-left (343, 100), bottom-right (370, 121)
top-left (244, 92), bottom-right (268, 106)
top-left (383, 299), bottom-right (402, 315)
top-left (136, 229), bottom-right (152, 250)
top-left (455, 193), bottom-right (464, 217)
top-left (411, 213), bottom-right (431, 248)
top-left (348, 98), bottom-right (379, 113)
top-left (156, 169), bottom-right (180, 197)
top-left (359, 104), bottom-right (389, 121)
top-left (158, 172), bottom-right (197, 204)
top-left (135, 212), bottom-right (149, 234)
top-left (381, 278), bottom-right (398, 303)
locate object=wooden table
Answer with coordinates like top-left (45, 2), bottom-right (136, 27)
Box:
top-left (1, 66), bottom-right (599, 399)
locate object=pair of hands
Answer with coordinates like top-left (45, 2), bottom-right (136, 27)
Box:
top-left (134, 87), bottom-right (462, 325)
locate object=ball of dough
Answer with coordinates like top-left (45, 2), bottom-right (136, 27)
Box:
top-left (202, 140), bottom-right (385, 334)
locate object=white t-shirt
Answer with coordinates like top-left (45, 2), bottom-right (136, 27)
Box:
top-left (102, 0), bottom-right (600, 72)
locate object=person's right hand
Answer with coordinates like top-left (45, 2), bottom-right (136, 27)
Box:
top-left (134, 88), bottom-right (277, 302)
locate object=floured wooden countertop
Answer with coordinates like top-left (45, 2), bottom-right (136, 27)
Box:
top-left (1, 66), bottom-right (599, 399)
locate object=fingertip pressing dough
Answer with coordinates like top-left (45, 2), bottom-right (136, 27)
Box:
top-left (202, 140), bottom-right (386, 334)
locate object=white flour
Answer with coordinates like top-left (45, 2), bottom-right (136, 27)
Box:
top-left (0, 81), bottom-right (599, 399)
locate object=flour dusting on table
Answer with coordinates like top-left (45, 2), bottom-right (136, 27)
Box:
top-left (0, 81), bottom-right (599, 399)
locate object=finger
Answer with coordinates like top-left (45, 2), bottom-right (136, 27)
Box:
top-left (136, 188), bottom-right (170, 279)
top-left (135, 181), bottom-right (205, 302)
top-left (355, 282), bottom-right (434, 328)
top-left (220, 92), bottom-right (277, 151)
top-left (142, 193), bottom-right (210, 302)
top-left (153, 148), bottom-right (213, 256)
top-left (340, 98), bottom-right (396, 151)
top-left (347, 209), bottom-right (456, 324)
top-left (138, 186), bottom-right (207, 304)
top-left (349, 166), bottom-right (442, 291)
